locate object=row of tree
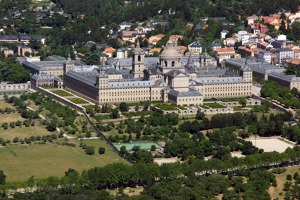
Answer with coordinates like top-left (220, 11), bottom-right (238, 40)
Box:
top-left (3, 146), bottom-right (300, 199)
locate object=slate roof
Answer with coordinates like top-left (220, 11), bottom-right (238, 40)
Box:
top-left (168, 88), bottom-right (203, 97)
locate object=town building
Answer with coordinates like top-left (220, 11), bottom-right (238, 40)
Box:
top-left (188, 41), bottom-right (202, 54)
top-left (0, 47), bottom-right (13, 57)
top-left (0, 35), bottom-right (45, 44)
top-left (272, 48), bottom-right (294, 63)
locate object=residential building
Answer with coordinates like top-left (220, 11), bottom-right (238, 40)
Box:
top-left (0, 35), bottom-right (45, 44)
top-left (273, 48), bottom-right (294, 63)
top-left (188, 41), bottom-right (202, 54)
top-left (17, 45), bottom-right (33, 57)
top-left (214, 47), bottom-right (240, 62)
top-left (221, 30), bottom-right (229, 39)
top-left (119, 22), bottom-right (135, 31)
top-left (103, 47), bottom-right (116, 58)
top-left (149, 34), bottom-right (164, 45)
top-left (0, 47), bottom-right (13, 57)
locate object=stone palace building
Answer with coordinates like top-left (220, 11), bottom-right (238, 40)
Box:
top-left (62, 40), bottom-right (252, 105)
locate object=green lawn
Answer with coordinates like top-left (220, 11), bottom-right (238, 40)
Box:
top-left (219, 97), bottom-right (246, 102)
top-left (0, 139), bottom-right (127, 182)
top-left (51, 90), bottom-right (73, 97)
top-left (155, 104), bottom-right (178, 110)
top-left (233, 106), bottom-right (248, 111)
top-left (67, 98), bottom-right (89, 104)
top-left (204, 103), bottom-right (227, 109)
top-left (41, 85), bottom-right (56, 89)
top-left (0, 121), bottom-right (57, 140)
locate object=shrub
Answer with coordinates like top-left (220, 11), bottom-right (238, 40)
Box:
top-left (286, 174), bottom-right (292, 180)
top-left (151, 145), bottom-right (156, 151)
top-left (271, 168), bottom-right (286, 174)
top-left (13, 137), bottom-right (19, 143)
top-left (98, 147), bottom-right (105, 154)
top-left (16, 120), bottom-right (22, 127)
top-left (2, 123), bottom-right (8, 129)
top-left (294, 172), bottom-right (299, 180)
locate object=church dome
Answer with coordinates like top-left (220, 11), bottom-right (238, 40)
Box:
top-left (160, 41), bottom-right (180, 59)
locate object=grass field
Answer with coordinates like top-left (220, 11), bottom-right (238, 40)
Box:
top-left (51, 90), bottom-right (73, 97)
top-left (67, 98), bottom-right (89, 104)
top-left (41, 85), bottom-right (56, 89)
top-left (155, 104), bottom-right (178, 110)
top-left (0, 139), bottom-right (127, 182)
top-left (204, 103), bottom-right (227, 109)
top-left (0, 112), bottom-right (24, 124)
top-left (0, 121), bottom-right (57, 140)
top-left (0, 100), bottom-right (15, 109)
top-left (269, 166), bottom-right (300, 199)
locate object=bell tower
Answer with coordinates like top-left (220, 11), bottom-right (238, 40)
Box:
top-left (132, 41), bottom-right (145, 79)
top-left (63, 54), bottom-right (74, 74)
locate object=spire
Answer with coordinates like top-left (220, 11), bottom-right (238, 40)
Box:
top-left (67, 53), bottom-right (71, 62)
top-left (199, 51), bottom-right (202, 68)
top-left (187, 51), bottom-right (192, 66)
top-left (204, 48), bottom-right (208, 72)
top-left (136, 40), bottom-right (140, 49)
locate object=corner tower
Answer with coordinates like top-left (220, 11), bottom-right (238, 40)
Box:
top-left (241, 59), bottom-right (252, 82)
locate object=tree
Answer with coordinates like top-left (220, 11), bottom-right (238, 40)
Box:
top-left (120, 146), bottom-right (127, 154)
top-left (239, 98), bottom-right (247, 107)
top-left (196, 110), bottom-right (205, 120)
top-left (85, 146), bottom-right (95, 155)
top-left (0, 170), bottom-right (6, 185)
top-left (119, 102), bottom-right (129, 112)
top-left (47, 121), bottom-right (57, 131)
top-left (99, 147), bottom-right (105, 154)
top-left (111, 108), bottom-right (120, 119)
top-left (137, 150), bottom-right (153, 163)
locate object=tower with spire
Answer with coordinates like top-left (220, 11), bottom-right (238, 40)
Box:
top-left (63, 54), bottom-right (74, 74)
top-left (132, 40), bottom-right (145, 79)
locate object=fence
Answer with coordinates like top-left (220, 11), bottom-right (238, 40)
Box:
top-left (83, 112), bottom-right (134, 163)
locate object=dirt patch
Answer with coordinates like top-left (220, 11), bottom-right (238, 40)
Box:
top-left (123, 186), bottom-right (144, 196)
top-left (154, 157), bottom-right (180, 165)
top-left (246, 137), bottom-right (294, 153)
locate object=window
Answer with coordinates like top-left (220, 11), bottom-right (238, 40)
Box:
top-left (172, 61), bottom-right (175, 67)
top-left (138, 55), bottom-right (141, 61)
top-left (164, 61), bottom-right (168, 67)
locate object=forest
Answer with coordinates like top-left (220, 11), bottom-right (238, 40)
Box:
top-left (0, 54), bottom-right (30, 83)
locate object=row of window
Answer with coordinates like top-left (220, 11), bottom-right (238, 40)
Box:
top-left (178, 98), bottom-right (201, 102)
top-left (205, 93), bottom-right (250, 97)
top-left (100, 96), bottom-right (161, 102)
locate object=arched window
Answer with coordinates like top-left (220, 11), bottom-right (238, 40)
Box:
top-left (172, 61), bottom-right (175, 67)
top-left (138, 55), bottom-right (141, 61)
top-left (164, 61), bottom-right (168, 67)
